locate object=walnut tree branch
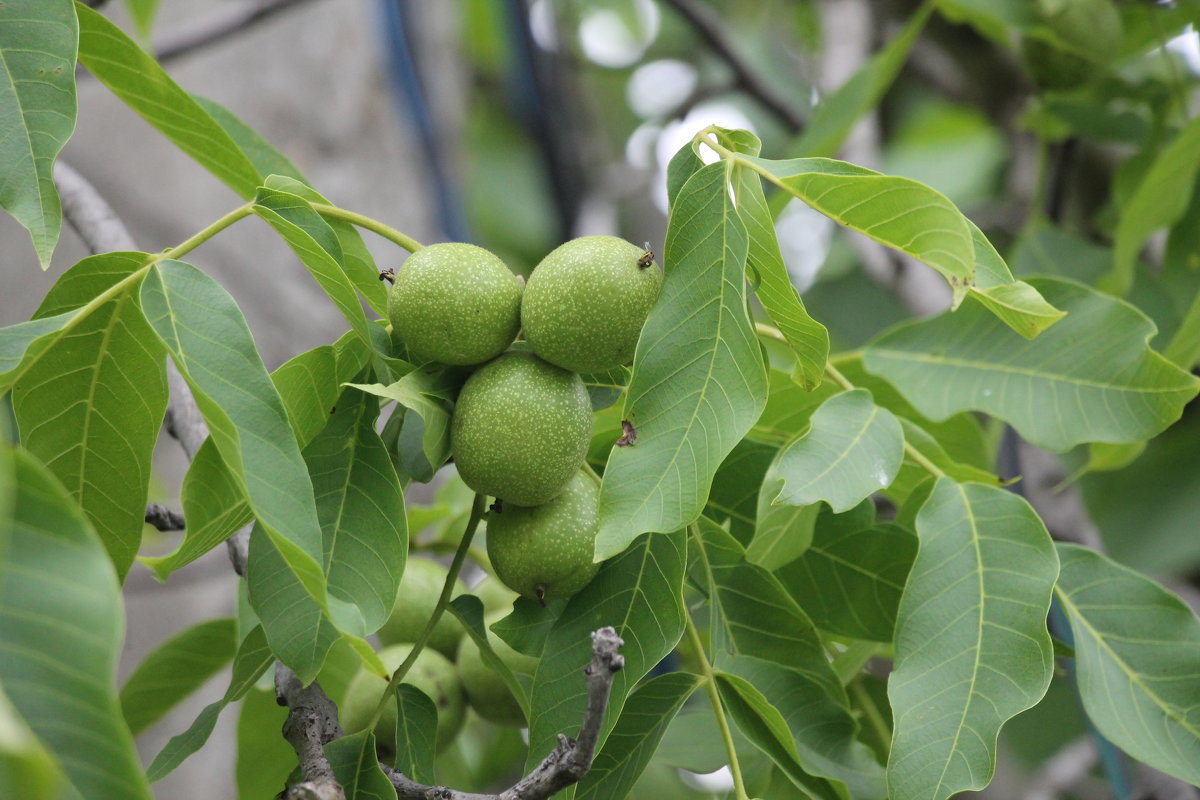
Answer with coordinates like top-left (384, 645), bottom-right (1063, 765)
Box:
top-left (658, 0), bottom-right (805, 131)
top-left (275, 665), bottom-right (346, 800)
top-left (381, 626), bottom-right (625, 800)
top-left (154, 0), bottom-right (324, 64)
top-left (145, 503), bottom-right (186, 532)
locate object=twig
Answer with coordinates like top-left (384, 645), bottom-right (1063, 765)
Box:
top-left (154, 0), bottom-right (324, 64)
top-left (145, 503), bottom-right (186, 532)
top-left (658, 0), bottom-right (806, 131)
top-left (381, 627), bottom-right (625, 800)
top-left (275, 665), bottom-right (346, 800)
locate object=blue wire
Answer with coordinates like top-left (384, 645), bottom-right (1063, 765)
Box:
top-left (373, 0), bottom-right (471, 243)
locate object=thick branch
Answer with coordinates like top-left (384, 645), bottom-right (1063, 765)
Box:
top-left (659, 0), bottom-right (805, 131)
top-left (145, 503), bottom-right (186, 532)
top-left (381, 627), bottom-right (625, 800)
top-left (155, 0), bottom-right (324, 64)
top-left (276, 665), bottom-right (346, 800)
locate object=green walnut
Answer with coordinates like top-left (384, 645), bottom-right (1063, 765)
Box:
top-left (521, 235), bottom-right (662, 373)
top-left (451, 352), bottom-right (592, 506)
top-left (339, 644), bottom-right (465, 755)
top-left (388, 242), bottom-right (522, 366)
top-left (470, 574), bottom-right (519, 616)
top-left (377, 558), bottom-right (466, 659)
top-left (457, 611), bottom-right (539, 727)
top-left (486, 469), bottom-right (600, 603)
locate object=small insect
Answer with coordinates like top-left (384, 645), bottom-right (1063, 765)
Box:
top-left (637, 244), bottom-right (654, 269)
top-left (379, 268), bottom-right (396, 283)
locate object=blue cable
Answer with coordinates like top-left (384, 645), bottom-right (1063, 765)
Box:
top-left (373, 0), bottom-right (471, 243)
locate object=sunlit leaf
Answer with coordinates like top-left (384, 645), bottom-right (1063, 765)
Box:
top-left (887, 479), bottom-right (1058, 800)
top-left (967, 222), bottom-right (1064, 338)
top-left (597, 163), bottom-right (767, 559)
top-left (12, 253), bottom-right (165, 580)
top-left (0, 449), bottom-right (150, 800)
top-left (140, 260), bottom-right (327, 604)
top-left (0, 0), bottom-right (77, 268)
top-left (769, 389), bottom-right (904, 513)
top-left (865, 278), bottom-right (1200, 451)
top-left (120, 618), bottom-right (238, 736)
top-left (1054, 544), bottom-right (1200, 785)
top-left (349, 369), bottom-right (454, 484)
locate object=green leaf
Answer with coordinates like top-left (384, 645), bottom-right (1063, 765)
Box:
top-left (887, 479), bottom-right (1059, 800)
top-left (147, 626), bottom-right (273, 781)
top-left (691, 519), bottom-right (843, 702)
top-left (325, 730), bottom-right (398, 800)
top-left (0, 449), bottom-right (151, 800)
top-left (252, 186), bottom-right (373, 344)
top-left (786, 4), bottom-right (933, 159)
top-left (0, 312), bottom-right (79, 389)
top-left (140, 259), bottom-right (327, 604)
top-left (1164, 285), bottom-right (1200, 370)
top-left (0, 683), bottom-right (65, 800)
top-left (447, 596), bottom-right (528, 720)
top-left (75, 5), bottom-right (262, 198)
top-left (581, 364), bottom-right (629, 412)
top-left (0, 0), bottom-right (77, 268)
top-left (392, 685), bottom-right (437, 785)
top-left (121, 0), bottom-right (160, 39)
top-left (575, 672), bottom-right (701, 800)
top-left (526, 530), bottom-right (686, 772)
top-left (719, 655), bottom-right (887, 800)
top-left (721, 129), bottom-right (828, 390)
top-left (120, 618), bottom-right (238, 736)
top-left (714, 672), bottom-right (841, 800)
top-left (740, 154), bottom-right (975, 306)
top-left (665, 141), bottom-right (703, 209)
top-left (1054, 543), bottom-right (1200, 785)
top-left (769, 389), bottom-right (904, 513)
top-left (142, 336), bottom-right (370, 578)
top-left (865, 278), bottom-right (1200, 451)
top-left (596, 162), bottom-right (767, 559)
top-left (194, 103), bottom-right (387, 316)
top-left (750, 367), bottom-right (837, 446)
top-left (235, 687), bottom-right (294, 800)
top-left (1108, 115), bottom-right (1200, 295)
top-left (707, 438), bottom-right (777, 544)
top-left (349, 370), bottom-right (454, 484)
top-left (309, 384), bottom-right (406, 636)
top-left (966, 222), bottom-right (1065, 338)
top-left (490, 595), bottom-right (562, 658)
top-left (245, 522), bottom-right (339, 684)
top-left (776, 502), bottom-right (916, 642)
top-left (888, 419), bottom-right (999, 505)
top-left (12, 253), bottom-right (166, 580)
top-left (746, 478), bottom-right (818, 571)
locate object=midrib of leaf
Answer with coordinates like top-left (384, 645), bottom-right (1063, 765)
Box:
top-left (789, 403), bottom-right (880, 491)
top-left (623, 193), bottom-right (739, 525)
top-left (935, 483), bottom-right (986, 797)
top-left (871, 349), bottom-right (1187, 394)
top-left (705, 499), bottom-right (754, 528)
top-left (619, 535), bottom-right (658, 637)
top-left (808, 542), bottom-right (906, 590)
top-left (1054, 585), bottom-right (1200, 739)
top-left (321, 410), bottom-right (362, 581)
top-left (72, 291), bottom-right (129, 518)
top-left (690, 526), bottom-right (726, 638)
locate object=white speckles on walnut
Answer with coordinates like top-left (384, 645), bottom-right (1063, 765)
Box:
top-left (521, 235), bottom-right (662, 373)
top-left (450, 352), bottom-right (591, 506)
top-left (388, 242), bottom-right (522, 366)
top-left (486, 469), bottom-right (600, 602)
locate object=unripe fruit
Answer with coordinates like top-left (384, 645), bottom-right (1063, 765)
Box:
top-left (451, 352), bottom-right (592, 506)
top-left (377, 559), bottom-right (466, 658)
top-left (471, 574), bottom-right (519, 616)
top-left (339, 644), bottom-right (465, 755)
top-left (521, 235), bottom-right (662, 373)
top-left (457, 612), bottom-right (538, 727)
top-left (486, 469), bottom-right (600, 603)
top-left (388, 242), bottom-right (522, 366)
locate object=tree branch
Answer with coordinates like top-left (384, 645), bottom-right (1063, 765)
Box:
top-left (380, 627), bottom-right (625, 800)
top-left (658, 0), bottom-right (806, 131)
top-left (145, 503), bottom-right (186, 532)
top-left (154, 0), bottom-right (324, 64)
top-left (275, 665), bottom-right (346, 800)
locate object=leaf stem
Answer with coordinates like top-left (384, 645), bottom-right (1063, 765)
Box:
top-left (849, 676), bottom-right (892, 752)
top-left (683, 600), bottom-right (750, 800)
top-left (160, 203), bottom-right (254, 261)
top-left (311, 203), bottom-right (424, 253)
top-left (372, 493), bottom-right (487, 723)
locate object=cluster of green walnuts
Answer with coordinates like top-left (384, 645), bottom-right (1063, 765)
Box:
top-left (341, 235), bottom-right (661, 743)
